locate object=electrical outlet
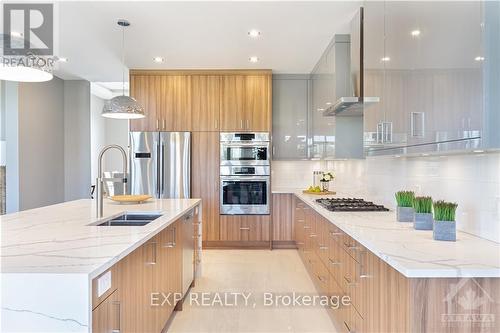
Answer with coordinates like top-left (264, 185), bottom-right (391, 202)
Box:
top-left (97, 270), bottom-right (112, 297)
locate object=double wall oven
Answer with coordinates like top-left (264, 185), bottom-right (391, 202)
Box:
top-left (220, 133), bottom-right (270, 215)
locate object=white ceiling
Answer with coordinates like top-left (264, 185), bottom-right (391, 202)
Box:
top-left (53, 1), bottom-right (361, 81)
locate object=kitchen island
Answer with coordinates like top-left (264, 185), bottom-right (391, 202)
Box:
top-left (1, 198), bottom-right (202, 332)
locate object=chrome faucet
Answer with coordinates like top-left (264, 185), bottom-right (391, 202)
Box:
top-left (96, 144), bottom-right (128, 218)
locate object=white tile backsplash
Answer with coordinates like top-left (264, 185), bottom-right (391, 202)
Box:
top-left (272, 152), bottom-right (500, 243)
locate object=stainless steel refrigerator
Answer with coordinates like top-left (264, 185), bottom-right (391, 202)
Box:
top-left (129, 132), bottom-right (190, 198)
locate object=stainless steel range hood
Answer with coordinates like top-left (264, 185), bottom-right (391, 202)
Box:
top-left (324, 7), bottom-right (379, 116)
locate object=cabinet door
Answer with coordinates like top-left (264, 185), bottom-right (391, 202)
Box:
top-left (272, 77), bottom-right (308, 159)
top-left (363, 1), bottom-right (387, 154)
top-left (130, 75), bottom-right (158, 132)
top-left (245, 75), bottom-right (271, 131)
top-left (220, 75), bottom-right (246, 131)
top-left (192, 132), bottom-right (220, 242)
top-left (310, 50), bottom-right (335, 159)
top-left (219, 215), bottom-right (270, 241)
top-left (92, 290), bottom-right (120, 333)
top-left (118, 237), bottom-right (158, 333)
top-left (191, 75), bottom-right (221, 131)
top-left (271, 193), bottom-right (293, 241)
top-left (162, 75), bottom-right (192, 131)
top-left (155, 225), bottom-right (176, 331)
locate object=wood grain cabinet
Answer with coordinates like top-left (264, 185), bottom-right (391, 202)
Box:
top-left (293, 198), bottom-right (500, 333)
top-left (192, 132), bottom-right (220, 243)
top-left (220, 74), bottom-right (271, 131)
top-left (271, 193), bottom-right (294, 246)
top-left (219, 215), bottom-right (270, 243)
top-left (92, 215), bottom-right (191, 333)
top-left (191, 75), bottom-right (221, 131)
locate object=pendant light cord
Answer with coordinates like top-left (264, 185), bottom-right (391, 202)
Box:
top-left (121, 23), bottom-right (125, 96)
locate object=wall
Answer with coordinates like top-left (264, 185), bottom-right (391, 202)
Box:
top-left (90, 93), bottom-right (129, 183)
top-left (272, 153), bottom-right (500, 243)
top-left (2, 81), bottom-right (19, 213)
top-left (64, 81), bottom-right (91, 201)
top-left (18, 78), bottom-right (65, 210)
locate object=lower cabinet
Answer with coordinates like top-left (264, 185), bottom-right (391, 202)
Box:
top-left (294, 197), bottom-right (500, 333)
top-left (219, 215), bottom-right (270, 245)
top-left (92, 210), bottom-right (195, 333)
top-left (92, 290), bottom-right (120, 333)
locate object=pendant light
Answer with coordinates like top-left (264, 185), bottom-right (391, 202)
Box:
top-left (102, 19), bottom-right (145, 119)
top-left (0, 34), bottom-right (54, 82)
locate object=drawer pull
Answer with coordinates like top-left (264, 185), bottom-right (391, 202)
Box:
top-left (319, 246), bottom-right (328, 251)
top-left (303, 226), bottom-right (311, 229)
top-left (296, 219), bottom-right (305, 223)
top-left (296, 242), bottom-right (305, 245)
top-left (329, 259), bottom-right (341, 266)
top-left (330, 232), bottom-right (343, 237)
top-left (240, 227), bottom-right (250, 231)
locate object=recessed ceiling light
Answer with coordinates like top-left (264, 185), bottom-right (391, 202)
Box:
top-left (381, 57), bottom-right (391, 62)
top-left (11, 31), bottom-right (23, 38)
top-left (475, 56), bottom-right (485, 62)
top-left (411, 30), bottom-right (421, 37)
top-left (248, 29), bottom-right (261, 38)
top-left (57, 57), bottom-right (68, 62)
top-left (153, 56), bottom-right (165, 63)
top-left (249, 56), bottom-right (259, 63)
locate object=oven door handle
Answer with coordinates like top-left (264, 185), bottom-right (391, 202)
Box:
top-left (220, 176), bottom-right (270, 182)
top-left (220, 142), bottom-right (270, 148)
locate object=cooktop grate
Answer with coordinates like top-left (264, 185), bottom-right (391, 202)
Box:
top-left (316, 198), bottom-right (389, 212)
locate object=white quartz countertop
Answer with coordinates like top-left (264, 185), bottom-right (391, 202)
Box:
top-left (1, 198), bottom-right (201, 279)
top-left (294, 192), bottom-right (500, 278)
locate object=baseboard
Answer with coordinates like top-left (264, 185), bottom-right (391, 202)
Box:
top-left (272, 240), bottom-right (297, 249)
top-left (203, 241), bottom-right (270, 249)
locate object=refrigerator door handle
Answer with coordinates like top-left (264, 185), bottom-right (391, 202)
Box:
top-left (161, 141), bottom-right (165, 196)
top-left (156, 140), bottom-right (161, 198)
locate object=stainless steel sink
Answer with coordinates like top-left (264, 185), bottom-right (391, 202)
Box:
top-left (96, 212), bottom-right (163, 226)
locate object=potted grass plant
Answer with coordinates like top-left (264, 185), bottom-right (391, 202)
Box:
top-left (433, 201), bottom-right (458, 241)
top-left (413, 196), bottom-right (433, 230)
top-left (395, 191), bottom-right (415, 222)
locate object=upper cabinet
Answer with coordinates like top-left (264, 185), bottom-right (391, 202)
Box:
top-left (272, 75), bottom-right (309, 160)
top-left (220, 73), bottom-right (272, 132)
top-left (191, 75), bottom-right (221, 131)
top-left (364, 1), bottom-right (494, 156)
top-left (130, 72), bottom-right (192, 132)
top-left (129, 70), bottom-right (271, 133)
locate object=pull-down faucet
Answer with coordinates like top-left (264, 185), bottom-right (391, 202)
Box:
top-left (96, 144), bottom-right (128, 218)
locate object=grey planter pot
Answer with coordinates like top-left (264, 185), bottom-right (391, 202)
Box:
top-left (414, 213), bottom-right (433, 230)
top-left (433, 220), bottom-right (456, 241)
top-left (397, 207), bottom-right (414, 222)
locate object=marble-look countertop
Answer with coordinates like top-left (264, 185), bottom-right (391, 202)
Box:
top-left (1, 198), bottom-right (201, 279)
top-left (272, 187), bottom-right (303, 194)
top-left (295, 192), bottom-right (500, 278)
top-left (1, 198), bottom-right (201, 332)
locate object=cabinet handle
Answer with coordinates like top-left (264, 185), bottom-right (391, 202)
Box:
top-left (112, 301), bottom-right (121, 333)
top-left (309, 233), bottom-right (317, 238)
top-left (162, 118), bottom-right (166, 130)
top-left (272, 146), bottom-right (275, 157)
top-left (240, 227), bottom-right (250, 231)
top-left (411, 112), bottom-right (425, 137)
top-left (296, 242), bottom-right (305, 245)
top-left (246, 119), bottom-right (249, 129)
top-left (240, 120), bottom-right (244, 129)
top-left (329, 258), bottom-right (341, 266)
top-left (330, 231), bottom-right (343, 237)
top-left (296, 219), bottom-right (304, 223)
top-left (319, 246), bottom-right (328, 251)
top-left (215, 119), bottom-right (218, 130)
top-left (303, 226), bottom-right (311, 229)
top-left (146, 242), bottom-right (157, 265)
top-left (156, 119), bottom-right (160, 131)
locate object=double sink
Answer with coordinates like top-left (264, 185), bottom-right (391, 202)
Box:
top-left (96, 212), bottom-right (163, 226)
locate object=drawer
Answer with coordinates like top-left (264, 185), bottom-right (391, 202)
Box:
top-left (343, 304), bottom-right (364, 333)
top-left (326, 236), bottom-right (343, 280)
top-left (220, 215), bottom-right (270, 241)
top-left (340, 248), bottom-right (369, 318)
top-left (312, 259), bottom-right (330, 296)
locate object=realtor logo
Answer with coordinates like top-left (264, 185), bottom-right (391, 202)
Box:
top-left (3, 3), bottom-right (53, 56)
top-left (442, 278), bottom-right (495, 328)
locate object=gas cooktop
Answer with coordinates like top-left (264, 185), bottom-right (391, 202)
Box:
top-left (316, 198), bottom-right (389, 212)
